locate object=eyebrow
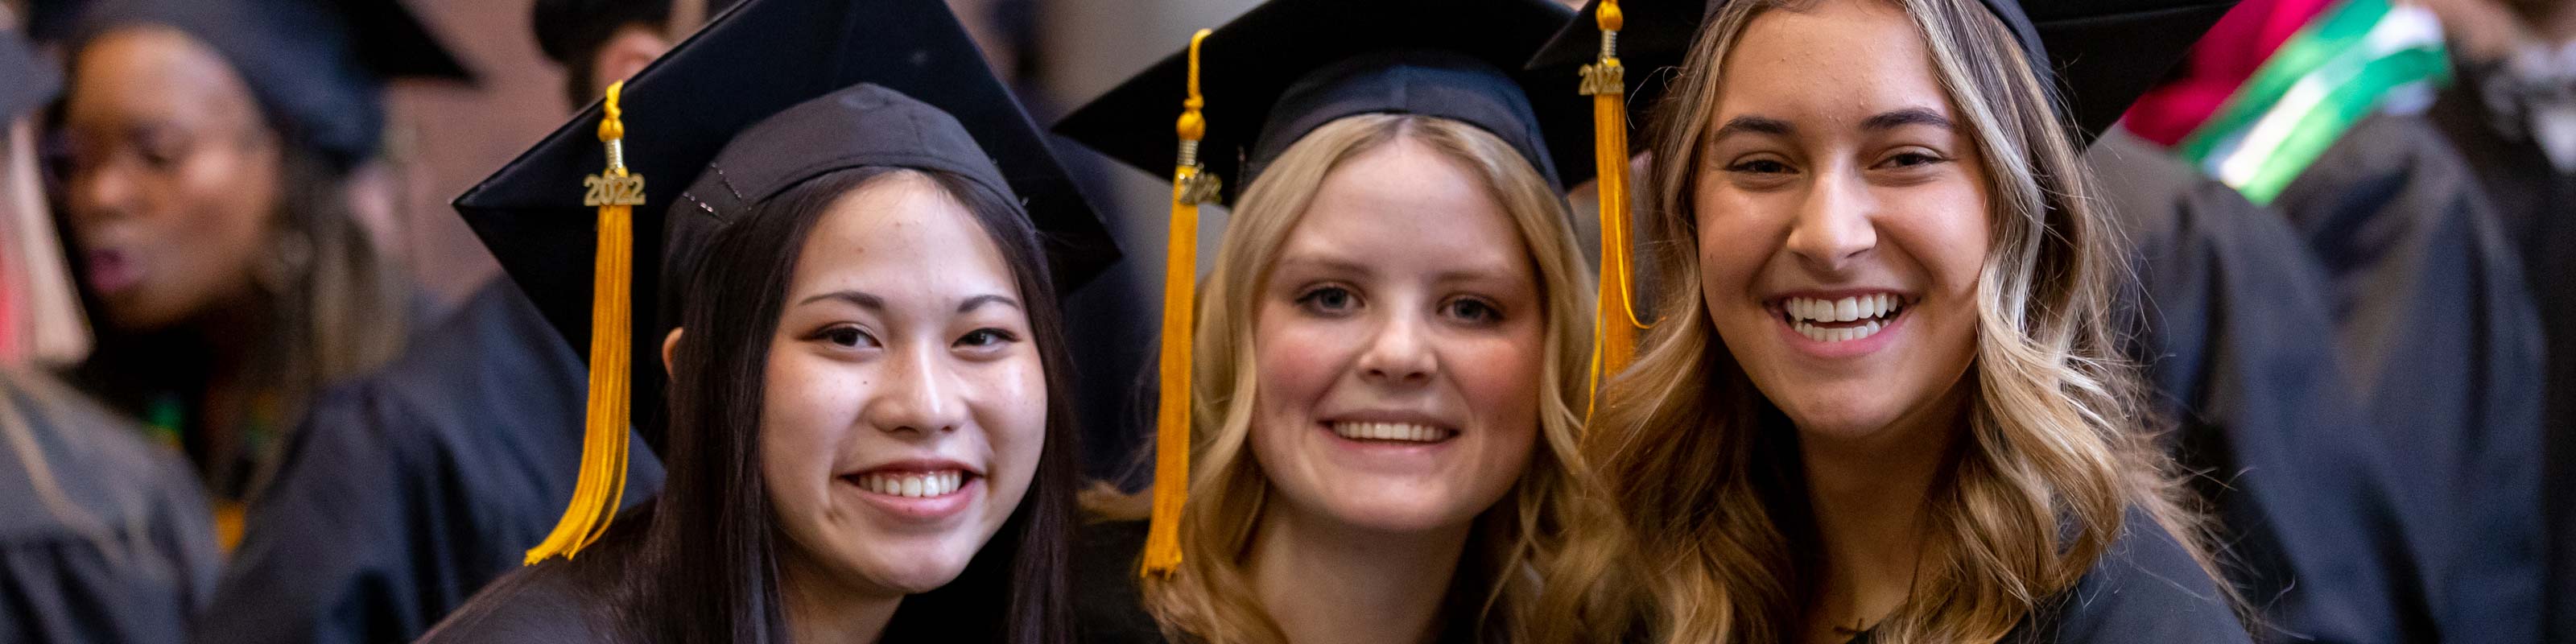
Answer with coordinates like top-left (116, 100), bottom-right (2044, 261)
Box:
top-left (1709, 108), bottom-right (1955, 142)
top-left (1860, 107), bottom-right (1954, 132)
top-left (797, 291), bottom-right (884, 310)
top-left (1711, 115), bottom-right (1793, 140)
top-left (956, 294), bottom-right (1022, 314)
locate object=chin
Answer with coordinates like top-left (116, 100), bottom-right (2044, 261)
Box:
top-left (1778, 402), bottom-right (1904, 440)
top-left (1294, 483), bottom-right (1494, 535)
top-left (829, 538), bottom-right (980, 596)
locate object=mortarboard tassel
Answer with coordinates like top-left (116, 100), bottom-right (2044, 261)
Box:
top-left (1143, 28), bottom-right (1219, 578)
top-left (1583, 0), bottom-right (1646, 415)
top-left (527, 80), bottom-right (644, 565)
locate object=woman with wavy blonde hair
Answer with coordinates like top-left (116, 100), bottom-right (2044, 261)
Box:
top-left (1561, 0), bottom-right (2250, 641)
top-left (1055, 0), bottom-right (1636, 642)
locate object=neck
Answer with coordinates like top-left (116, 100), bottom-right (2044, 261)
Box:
top-left (778, 549), bottom-right (902, 644)
top-left (1247, 504), bottom-right (1472, 644)
top-left (1794, 391), bottom-right (1963, 642)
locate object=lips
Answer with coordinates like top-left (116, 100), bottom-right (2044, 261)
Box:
top-left (839, 460), bottom-right (982, 521)
top-left (85, 248), bottom-right (142, 295)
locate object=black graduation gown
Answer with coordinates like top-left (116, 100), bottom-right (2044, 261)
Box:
top-left (1072, 519), bottom-right (1486, 644)
top-left (2086, 129), bottom-right (2425, 642)
top-left (2268, 114), bottom-right (2548, 644)
top-left (2425, 74), bottom-right (2576, 643)
top-left (411, 555), bottom-right (617, 644)
top-left (0, 369), bottom-right (219, 644)
top-left (1846, 508), bottom-right (2250, 644)
top-left (195, 280), bottom-right (664, 644)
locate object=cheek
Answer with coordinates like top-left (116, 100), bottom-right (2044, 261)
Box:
top-left (760, 350), bottom-right (864, 512)
top-left (1251, 304), bottom-right (1350, 422)
top-left (1455, 324), bottom-right (1546, 431)
top-left (974, 353), bottom-right (1050, 503)
top-left (1692, 191), bottom-right (1781, 323)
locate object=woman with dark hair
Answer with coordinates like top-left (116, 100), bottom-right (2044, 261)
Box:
top-left (39, 0), bottom-right (464, 508)
top-left (420, 0), bottom-right (1117, 641)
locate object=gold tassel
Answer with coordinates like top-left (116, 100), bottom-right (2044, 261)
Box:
top-left (527, 80), bottom-right (646, 565)
top-left (1583, 0), bottom-right (1647, 417)
top-left (1143, 28), bottom-right (1217, 578)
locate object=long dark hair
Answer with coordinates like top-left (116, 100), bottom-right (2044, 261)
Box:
top-left (597, 165), bottom-right (1081, 643)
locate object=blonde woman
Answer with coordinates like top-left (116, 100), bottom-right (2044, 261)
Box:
top-left (1563, 0), bottom-right (2248, 641)
top-left (1054, 0), bottom-right (1634, 642)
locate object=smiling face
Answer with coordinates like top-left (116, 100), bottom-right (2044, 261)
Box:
top-left (760, 171), bottom-right (1046, 597)
top-left (1692, 0), bottom-right (1991, 441)
top-left (57, 27), bottom-right (282, 332)
top-left (1248, 134), bottom-right (1544, 535)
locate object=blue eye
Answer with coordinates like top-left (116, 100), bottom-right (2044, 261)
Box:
top-left (1297, 286), bottom-right (1359, 315)
top-left (1445, 298), bottom-right (1501, 324)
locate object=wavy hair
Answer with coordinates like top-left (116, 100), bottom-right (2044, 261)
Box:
top-left (1136, 114), bottom-right (1635, 644)
top-left (1587, 0), bottom-right (2223, 642)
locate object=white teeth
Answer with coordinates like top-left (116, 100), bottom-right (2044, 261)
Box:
top-left (1782, 294), bottom-right (1902, 324)
top-left (1329, 422), bottom-right (1447, 443)
top-left (1791, 317), bottom-right (1891, 344)
top-left (855, 470), bottom-right (966, 497)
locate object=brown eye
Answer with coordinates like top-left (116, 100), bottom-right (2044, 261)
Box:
top-left (815, 325), bottom-right (877, 349)
top-left (954, 328), bottom-right (1018, 348)
top-left (1728, 159), bottom-right (1791, 175)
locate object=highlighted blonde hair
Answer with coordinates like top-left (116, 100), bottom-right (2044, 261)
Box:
top-left (1140, 113), bottom-right (1634, 644)
top-left (1587, 0), bottom-right (2226, 642)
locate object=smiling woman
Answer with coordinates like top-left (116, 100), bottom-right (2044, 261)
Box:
top-left (415, 0), bottom-right (1121, 642)
top-left (1577, 0), bottom-right (2252, 642)
top-left (1054, 0), bottom-right (1640, 642)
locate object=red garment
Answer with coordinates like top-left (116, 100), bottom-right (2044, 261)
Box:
top-left (2120, 0), bottom-right (2337, 146)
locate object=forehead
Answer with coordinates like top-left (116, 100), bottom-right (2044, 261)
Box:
top-left (67, 27), bottom-right (259, 128)
top-left (792, 172), bottom-right (1018, 295)
top-left (1710, 0), bottom-right (1953, 127)
top-left (1278, 138), bottom-right (1527, 273)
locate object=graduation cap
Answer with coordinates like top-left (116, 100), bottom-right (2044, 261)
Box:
top-left (1052, 0), bottom-right (1585, 578)
top-left (0, 28), bottom-right (59, 118)
top-left (1055, 0), bottom-right (1587, 201)
top-left (36, 0), bottom-right (473, 170)
top-left (1527, 0), bottom-right (2240, 147)
top-left (452, 0), bottom-right (1119, 564)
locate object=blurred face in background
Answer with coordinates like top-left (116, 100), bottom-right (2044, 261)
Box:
top-left (56, 26), bottom-right (282, 332)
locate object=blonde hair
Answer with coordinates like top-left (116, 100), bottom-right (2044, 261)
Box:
top-left (1138, 113), bottom-right (1634, 643)
top-left (1587, 0), bottom-right (2224, 642)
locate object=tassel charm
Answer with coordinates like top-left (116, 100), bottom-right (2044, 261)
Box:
top-left (527, 80), bottom-right (643, 565)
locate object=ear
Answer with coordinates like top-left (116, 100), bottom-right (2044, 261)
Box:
top-left (662, 328), bottom-right (685, 378)
top-left (588, 24), bottom-right (672, 94)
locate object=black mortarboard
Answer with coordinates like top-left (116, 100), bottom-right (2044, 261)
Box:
top-left (452, 0), bottom-right (1121, 562)
top-left (38, 0), bottom-right (474, 170)
top-left (0, 29), bottom-right (59, 118)
top-left (1527, 0), bottom-right (2238, 146)
top-left (1053, 0), bottom-right (1587, 202)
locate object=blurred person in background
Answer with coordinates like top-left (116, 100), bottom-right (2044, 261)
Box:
top-left (0, 16), bottom-right (218, 644)
top-left (34, 0), bottom-right (466, 539)
top-left (191, 2), bottom-right (748, 642)
top-left (2414, 1), bottom-right (2576, 638)
top-left (2124, 1), bottom-right (2549, 640)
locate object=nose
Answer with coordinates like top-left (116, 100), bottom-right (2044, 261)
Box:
top-left (1782, 166), bottom-right (1876, 271)
top-left (1355, 309), bottom-right (1437, 388)
top-left (68, 159), bottom-right (141, 228)
top-left (863, 343), bottom-right (968, 436)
